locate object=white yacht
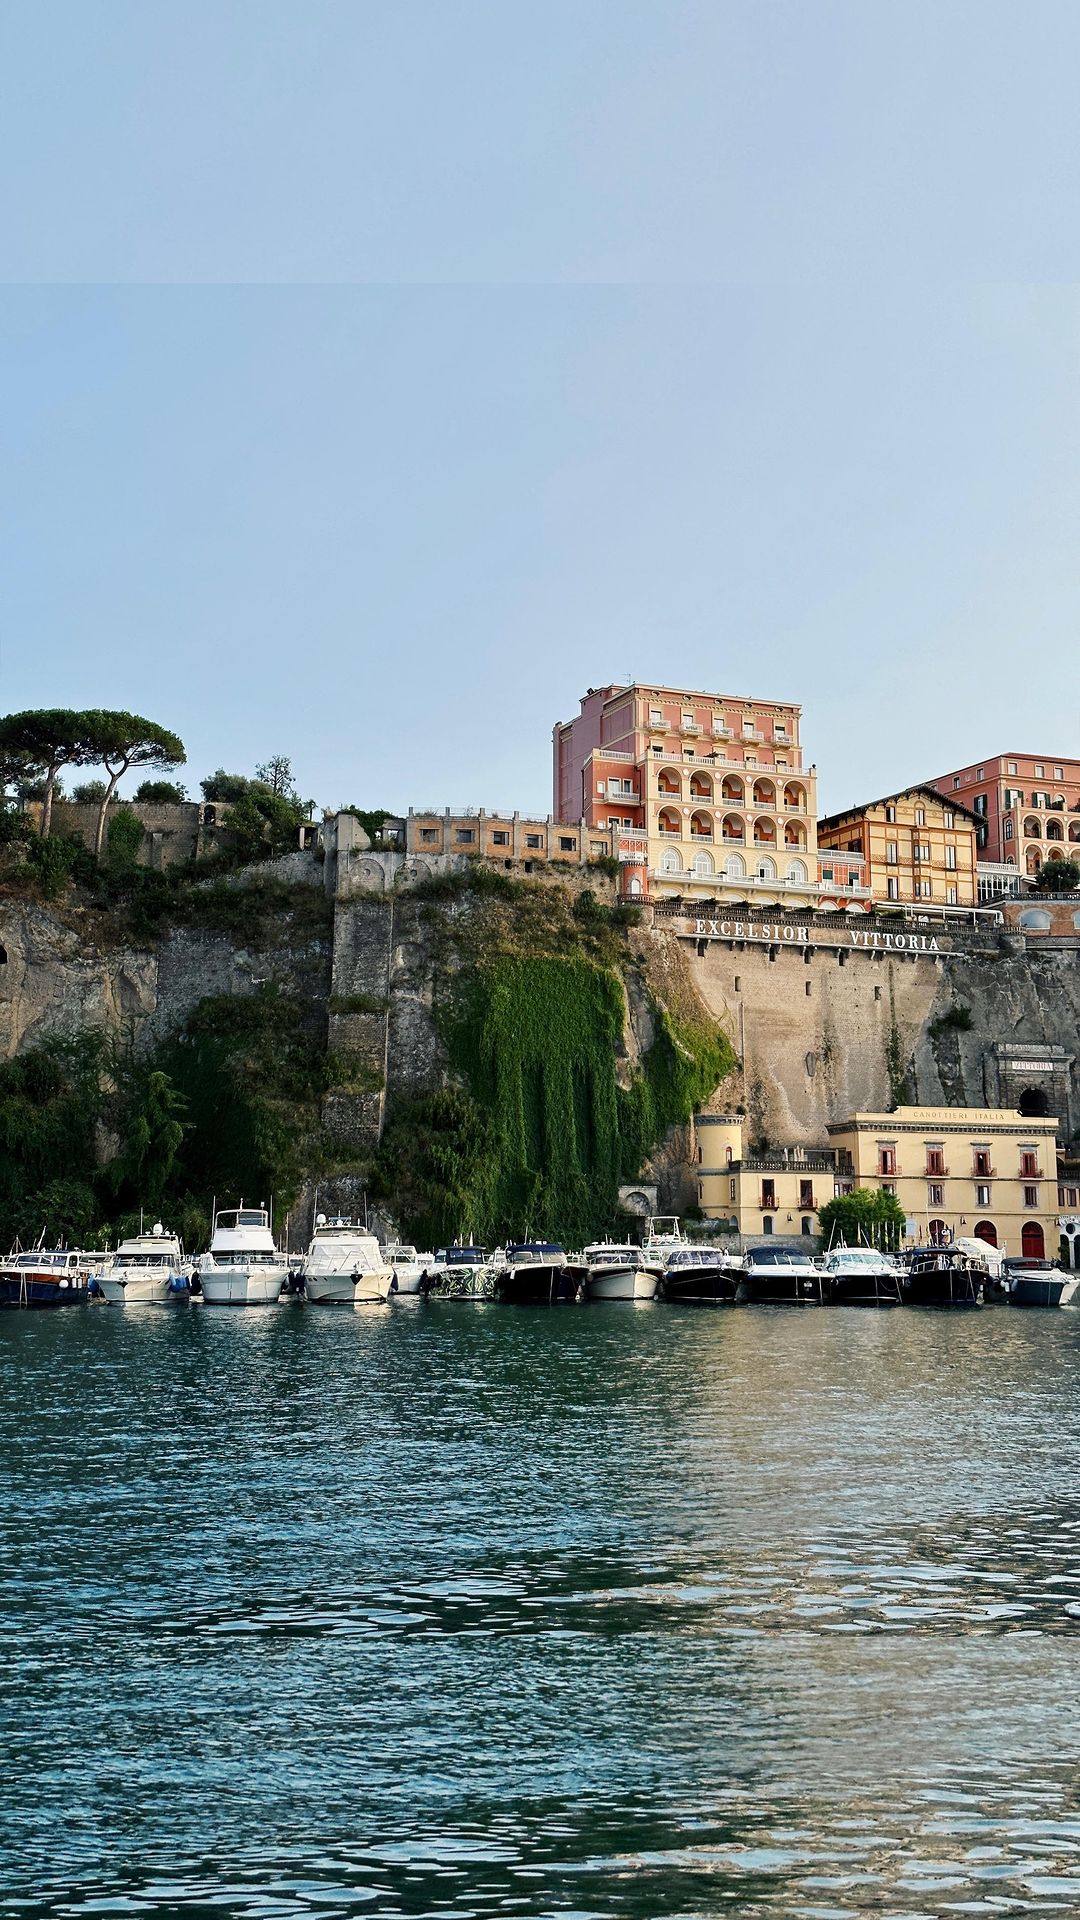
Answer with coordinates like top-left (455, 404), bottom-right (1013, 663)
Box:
top-left (197, 1205), bottom-right (288, 1305)
top-left (98, 1223), bottom-right (189, 1304)
top-left (303, 1216), bottom-right (394, 1304)
top-left (383, 1243), bottom-right (430, 1296)
top-left (583, 1242), bottom-right (659, 1302)
top-left (640, 1215), bottom-right (687, 1275)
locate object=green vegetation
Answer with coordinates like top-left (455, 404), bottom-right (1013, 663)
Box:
top-left (329, 992), bottom-right (387, 1015)
top-left (0, 707), bottom-right (185, 856)
top-left (340, 805), bottom-right (396, 844)
top-left (372, 888), bottom-right (735, 1249)
top-left (817, 1186), bottom-right (906, 1251)
top-left (1034, 856), bottom-right (1079, 893)
top-left (929, 1003), bottom-right (974, 1038)
top-left (133, 779), bottom-right (188, 804)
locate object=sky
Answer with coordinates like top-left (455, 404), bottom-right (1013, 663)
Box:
top-left (1, 1), bottom-right (1078, 817)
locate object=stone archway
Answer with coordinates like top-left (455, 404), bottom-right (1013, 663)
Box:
top-left (1018, 1087), bottom-right (1050, 1118)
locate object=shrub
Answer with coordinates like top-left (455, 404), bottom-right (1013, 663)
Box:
top-left (134, 780), bottom-right (188, 804)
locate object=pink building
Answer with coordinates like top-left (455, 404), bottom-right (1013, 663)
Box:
top-left (925, 751), bottom-right (1080, 879)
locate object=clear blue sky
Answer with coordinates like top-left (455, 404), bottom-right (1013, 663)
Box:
top-left (1, 2), bottom-right (1077, 816)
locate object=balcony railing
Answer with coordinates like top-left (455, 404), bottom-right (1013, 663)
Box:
top-left (680, 721), bottom-right (702, 735)
top-left (925, 1164), bottom-right (949, 1178)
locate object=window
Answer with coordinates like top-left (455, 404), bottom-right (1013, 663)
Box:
top-left (928, 1183), bottom-right (944, 1207)
top-left (885, 804), bottom-right (897, 822)
top-left (916, 878), bottom-right (932, 898)
top-left (420, 828), bottom-right (439, 844)
top-left (525, 833), bottom-right (543, 849)
top-left (886, 842), bottom-right (898, 865)
top-left (953, 776), bottom-right (961, 789)
top-left (730, 1179), bottom-right (736, 1201)
top-left (946, 885), bottom-right (958, 905)
top-left (1055, 766), bottom-right (1064, 780)
top-left (974, 793), bottom-right (987, 816)
top-left (1004, 818), bottom-right (1014, 840)
top-left (976, 1184), bottom-right (991, 1207)
top-left (1035, 763), bottom-right (1044, 778)
top-left (682, 712), bottom-right (694, 729)
top-left (926, 1146), bottom-right (946, 1175)
top-left (801, 1217), bottom-right (813, 1235)
top-left (878, 1147), bottom-right (896, 1174)
top-left (821, 866), bottom-right (834, 882)
top-left (1020, 1150), bottom-right (1040, 1178)
top-left (943, 810), bottom-right (954, 829)
top-left (880, 1182), bottom-right (896, 1196)
top-left (945, 845), bottom-right (957, 870)
top-left (559, 836), bottom-right (576, 852)
top-left (1007, 762), bottom-right (1017, 775)
top-left (492, 830), bottom-right (509, 847)
top-left (455, 828), bottom-right (475, 844)
top-left (1024, 1185), bottom-right (1039, 1208)
top-left (973, 1149), bottom-right (991, 1176)
top-left (799, 1180), bottom-right (814, 1209)
top-left (761, 1179), bottom-right (776, 1209)
top-left (915, 806), bottom-right (926, 826)
top-left (977, 766), bottom-right (985, 779)
top-left (887, 877), bottom-right (899, 900)
top-left (762, 1215), bottom-right (773, 1234)
top-left (650, 708), bottom-right (662, 725)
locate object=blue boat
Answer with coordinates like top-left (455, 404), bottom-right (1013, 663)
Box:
top-left (0, 1247), bottom-right (94, 1308)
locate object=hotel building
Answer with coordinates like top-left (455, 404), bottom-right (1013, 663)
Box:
top-left (552, 682), bottom-right (845, 910)
top-left (923, 751), bottom-right (1080, 886)
top-left (817, 786), bottom-right (978, 913)
top-left (696, 1108), bottom-right (1061, 1256)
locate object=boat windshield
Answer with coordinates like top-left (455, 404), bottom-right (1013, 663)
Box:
top-left (209, 1251), bottom-right (281, 1265)
top-left (216, 1209), bottom-right (269, 1231)
top-left (446, 1247), bottom-right (486, 1265)
top-left (506, 1243), bottom-right (564, 1263)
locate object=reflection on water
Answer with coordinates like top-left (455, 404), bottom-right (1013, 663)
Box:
top-left (5, 1304), bottom-right (1080, 1915)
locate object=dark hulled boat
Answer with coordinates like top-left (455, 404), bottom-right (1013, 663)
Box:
top-left (0, 1248), bottom-right (93, 1308)
top-left (739, 1246), bottom-right (825, 1305)
top-left (819, 1246), bottom-right (904, 1306)
top-left (493, 1244), bottom-right (585, 1305)
top-left (661, 1247), bottom-right (741, 1305)
top-left (902, 1246), bottom-right (985, 1308)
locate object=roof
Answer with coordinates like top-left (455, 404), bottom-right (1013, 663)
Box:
top-left (818, 784), bottom-right (980, 831)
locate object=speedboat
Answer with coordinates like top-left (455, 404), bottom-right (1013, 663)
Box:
top-left (902, 1245), bottom-right (985, 1308)
top-left (661, 1245), bottom-right (742, 1305)
top-left (582, 1242), bottom-right (659, 1301)
top-left (0, 1246), bottom-right (93, 1309)
top-left (303, 1216), bottom-right (394, 1304)
top-left (197, 1205), bottom-right (288, 1305)
top-left (493, 1243), bottom-right (586, 1305)
top-left (423, 1246), bottom-right (495, 1299)
top-left (384, 1243), bottom-right (429, 1296)
top-left (1004, 1258), bottom-right (1080, 1308)
top-left (818, 1245), bottom-right (904, 1306)
top-left (739, 1245), bottom-right (825, 1305)
top-left (98, 1223), bottom-right (189, 1304)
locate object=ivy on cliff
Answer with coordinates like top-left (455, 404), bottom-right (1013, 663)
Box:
top-left (372, 917), bottom-right (735, 1250)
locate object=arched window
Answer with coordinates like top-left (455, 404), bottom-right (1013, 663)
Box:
top-left (1022, 1222), bottom-right (1046, 1258)
top-left (929, 1219), bottom-right (948, 1245)
top-left (689, 810), bottom-right (713, 840)
top-left (1023, 817), bottom-right (1041, 838)
top-left (1070, 823), bottom-right (1080, 843)
top-left (784, 822), bottom-right (807, 847)
top-left (658, 807), bottom-right (680, 837)
top-left (783, 783), bottom-right (806, 812)
top-left (752, 817), bottom-right (776, 845)
top-left (974, 1221), bottom-right (998, 1247)
top-left (657, 769), bottom-right (681, 795)
top-left (721, 813), bottom-right (744, 843)
top-left (720, 777), bottom-right (744, 804)
top-left (801, 1217), bottom-right (813, 1236)
top-left (693, 849), bottom-right (715, 877)
top-left (756, 856), bottom-right (777, 880)
top-left (661, 848), bottom-right (682, 874)
top-left (628, 876), bottom-right (643, 896)
top-left (724, 852), bottom-right (746, 878)
top-left (689, 772), bottom-right (713, 800)
top-left (786, 859), bottom-right (808, 884)
top-left (1019, 908), bottom-right (1052, 931)
top-left (1046, 819), bottom-right (1064, 841)
top-left (752, 779), bottom-right (776, 808)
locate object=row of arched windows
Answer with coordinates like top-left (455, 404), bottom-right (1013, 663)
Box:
top-left (655, 771), bottom-right (807, 809)
top-left (656, 807), bottom-right (808, 848)
top-left (1022, 817), bottom-right (1080, 841)
top-left (659, 849), bottom-right (809, 883)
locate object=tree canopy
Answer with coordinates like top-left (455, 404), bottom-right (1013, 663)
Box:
top-left (817, 1186), bottom-right (907, 1251)
top-left (86, 711), bottom-right (185, 861)
top-left (0, 710), bottom-right (100, 837)
top-left (1034, 857), bottom-right (1079, 894)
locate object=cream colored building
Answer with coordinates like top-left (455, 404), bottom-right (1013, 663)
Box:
top-left (827, 1107), bottom-right (1060, 1256)
top-left (817, 786), bottom-right (978, 913)
top-left (697, 1107), bottom-right (1061, 1255)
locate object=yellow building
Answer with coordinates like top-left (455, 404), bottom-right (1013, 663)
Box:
top-left (696, 1107), bottom-right (1061, 1256)
top-left (817, 785), bottom-right (978, 913)
top-left (695, 1116), bottom-right (841, 1241)
top-left (827, 1107), bottom-right (1060, 1257)
top-left (405, 809), bottom-right (613, 867)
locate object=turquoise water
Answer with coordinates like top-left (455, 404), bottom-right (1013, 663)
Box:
top-left (5, 1300), bottom-right (1080, 1916)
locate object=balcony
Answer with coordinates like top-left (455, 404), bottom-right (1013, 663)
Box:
top-left (925, 1164), bottom-right (949, 1178)
top-left (680, 720), bottom-right (702, 736)
top-left (742, 728), bottom-right (765, 743)
top-left (712, 724), bottom-right (733, 740)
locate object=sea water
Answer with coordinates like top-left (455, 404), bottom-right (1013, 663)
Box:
top-left (4, 1300), bottom-right (1080, 1916)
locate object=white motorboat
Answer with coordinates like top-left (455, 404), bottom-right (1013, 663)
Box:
top-left (303, 1216), bottom-right (394, 1304)
top-left (583, 1242), bottom-right (659, 1301)
top-left (98, 1223), bottom-right (189, 1304)
top-left (197, 1205), bottom-right (288, 1305)
top-left (640, 1214), bottom-right (687, 1275)
top-left (384, 1243), bottom-right (429, 1296)
top-left (818, 1245), bottom-right (903, 1306)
